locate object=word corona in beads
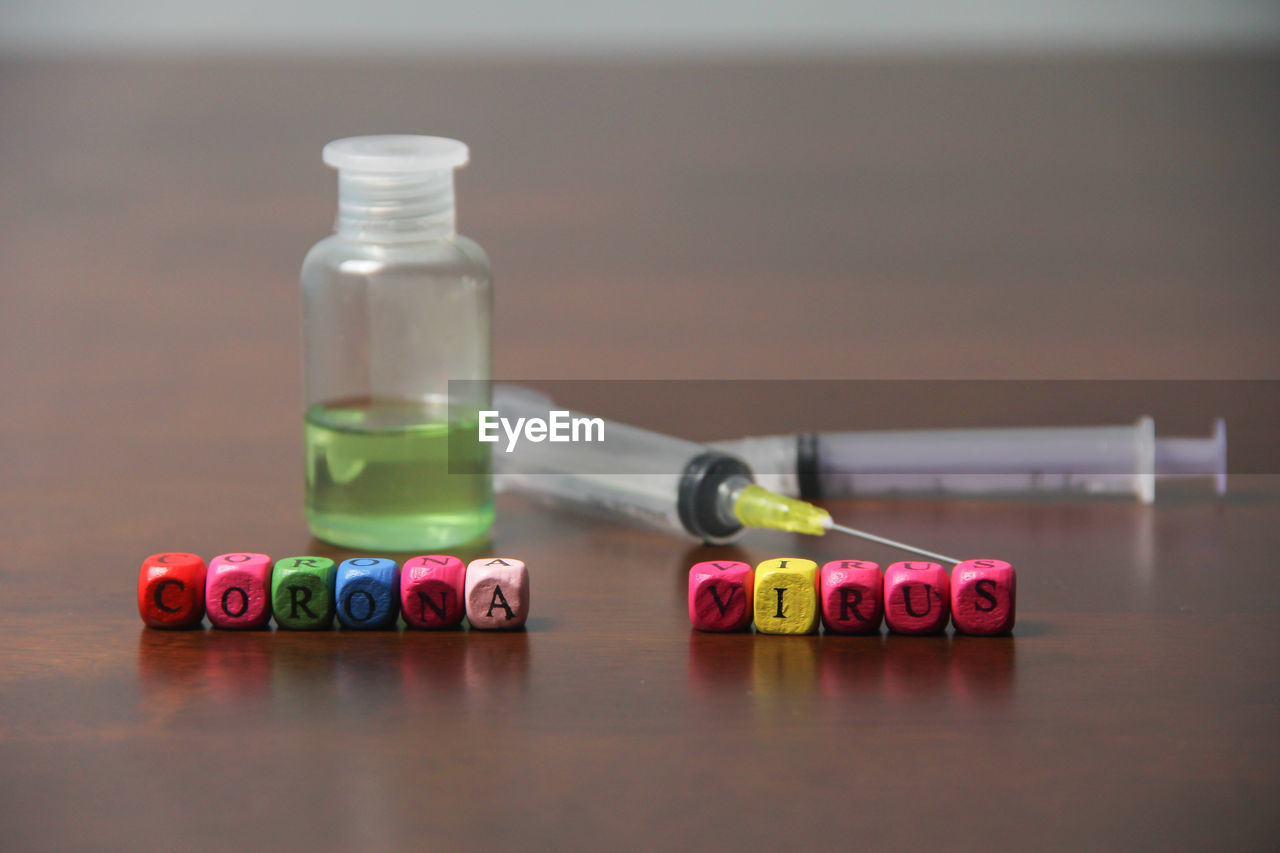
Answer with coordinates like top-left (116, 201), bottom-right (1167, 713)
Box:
top-left (689, 558), bottom-right (1015, 636)
top-left (137, 553), bottom-right (530, 631)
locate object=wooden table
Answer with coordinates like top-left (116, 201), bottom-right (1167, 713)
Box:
top-left (2, 55), bottom-right (1277, 850)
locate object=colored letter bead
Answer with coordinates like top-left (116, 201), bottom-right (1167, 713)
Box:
top-left (206, 553), bottom-right (273, 630)
top-left (951, 558), bottom-right (1016, 635)
top-left (820, 560), bottom-right (883, 634)
top-left (884, 561), bottom-right (951, 635)
top-left (465, 558), bottom-right (529, 630)
top-left (688, 560), bottom-right (754, 632)
top-left (271, 556), bottom-right (337, 630)
top-left (336, 557), bottom-right (400, 629)
top-left (401, 555), bottom-right (466, 629)
top-left (137, 552), bottom-right (207, 629)
top-left (753, 558), bottom-right (819, 635)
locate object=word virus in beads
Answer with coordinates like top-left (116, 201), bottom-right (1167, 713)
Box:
top-left (689, 558), bottom-right (1015, 635)
top-left (137, 553), bottom-right (529, 631)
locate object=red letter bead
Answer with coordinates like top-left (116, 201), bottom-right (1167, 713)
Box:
top-left (206, 553), bottom-right (273, 629)
top-left (401, 555), bottom-right (466, 629)
top-left (884, 561), bottom-right (950, 635)
top-left (688, 560), bottom-right (754, 632)
top-left (951, 558), bottom-right (1016, 635)
top-left (465, 558), bottom-right (529, 630)
top-left (820, 560), bottom-right (883, 634)
top-left (137, 552), bottom-right (206, 629)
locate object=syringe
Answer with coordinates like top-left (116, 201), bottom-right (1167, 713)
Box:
top-left (490, 385), bottom-right (960, 563)
top-left (712, 418), bottom-right (1227, 504)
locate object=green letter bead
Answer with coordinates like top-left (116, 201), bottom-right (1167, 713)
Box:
top-left (271, 556), bottom-right (337, 630)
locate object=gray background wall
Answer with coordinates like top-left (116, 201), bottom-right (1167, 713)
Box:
top-left (5, 1), bottom-right (1280, 55)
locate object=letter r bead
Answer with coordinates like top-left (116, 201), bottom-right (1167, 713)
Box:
top-left (138, 552), bottom-right (206, 628)
top-left (820, 560), bottom-right (883, 634)
top-left (688, 561), bottom-right (754, 632)
top-left (465, 558), bottom-right (529, 630)
top-left (951, 558), bottom-right (1016, 635)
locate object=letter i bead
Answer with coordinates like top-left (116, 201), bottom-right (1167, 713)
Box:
top-left (753, 558), bottom-right (819, 635)
top-left (206, 553), bottom-right (273, 629)
top-left (465, 558), bottom-right (529, 629)
top-left (271, 556), bottom-right (337, 630)
top-left (688, 560), bottom-right (754, 632)
top-left (400, 555), bottom-right (467, 629)
top-left (336, 558), bottom-right (400, 630)
top-left (820, 560), bottom-right (883, 634)
top-left (884, 561), bottom-right (950, 635)
top-left (951, 558), bottom-right (1016, 635)
top-left (138, 552), bottom-right (207, 628)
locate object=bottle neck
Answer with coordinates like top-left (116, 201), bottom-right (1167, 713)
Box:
top-left (335, 170), bottom-right (456, 242)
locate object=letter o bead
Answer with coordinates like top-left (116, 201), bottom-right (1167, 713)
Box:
top-left (820, 560), bottom-right (883, 634)
top-left (951, 558), bottom-right (1016, 635)
top-left (884, 561), bottom-right (950, 635)
top-left (401, 555), bottom-right (467, 629)
top-left (465, 558), bottom-right (529, 629)
top-left (688, 560), bottom-right (754, 632)
top-left (137, 552), bottom-right (207, 629)
top-left (206, 553), bottom-right (273, 629)
top-left (336, 558), bottom-right (400, 630)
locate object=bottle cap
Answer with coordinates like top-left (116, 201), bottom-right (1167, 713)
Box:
top-left (323, 135), bottom-right (469, 174)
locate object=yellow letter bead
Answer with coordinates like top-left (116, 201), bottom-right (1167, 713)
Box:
top-left (753, 558), bottom-right (820, 635)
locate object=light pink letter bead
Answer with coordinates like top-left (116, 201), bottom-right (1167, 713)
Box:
top-left (688, 560), bottom-right (754, 632)
top-left (206, 553), bottom-right (273, 629)
top-left (951, 558), bottom-right (1016, 635)
top-left (820, 560), bottom-right (883, 634)
top-left (465, 558), bottom-right (529, 630)
top-left (401, 554), bottom-right (467, 629)
top-left (884, 561), bottom-right (950, 635)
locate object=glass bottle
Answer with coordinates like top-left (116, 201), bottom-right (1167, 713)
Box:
top-left (301, 136), bottom-right (493, 550)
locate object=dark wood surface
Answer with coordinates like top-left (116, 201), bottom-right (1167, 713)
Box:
top-left (1, 55), bottom-right (1278, 850)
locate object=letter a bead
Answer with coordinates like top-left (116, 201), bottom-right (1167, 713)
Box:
top-left (138, 552), bottom-right (207, 628)
top-left (688, 560), bottom-right (754, 632)
top-left (271, 556), bottom-right (337, 630)
top-left (753, 558), bottom-right (819, 635)
top-left (401, 555), bottom-right (466, 629)
top-left (951, 558), bottom-right (1016, 635)
top-left (206, 553), bottom-right (273, 629)
top-left (336, 558), bottom-right (400, 629)
top-left (820, 560), bottom-right (883, 634)
top-left (465, 558), bottom-right (529, 629)
top-left (884, 561), bottom-right (950, 635)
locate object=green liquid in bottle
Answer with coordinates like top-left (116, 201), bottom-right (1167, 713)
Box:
top-left (305, 399), bottom-right (493, 551)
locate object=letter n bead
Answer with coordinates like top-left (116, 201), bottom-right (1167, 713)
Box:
top-left (336, 558), bottom-right (400, 630)
top-left (465, 558), bottom-right (529, 629)
top-left (951, 558), bottom-right (1016, 635)
top-left (138, 552), bottom-right (206, 628)
top-left (401, 555), bottom-right (466, 629)
top-left (271, 556), bottom-right (337, 630)
top-left (820, 560), bottom-right (883, 634)
top-left (688, 560), bottom-right (754, 632)
top-left (753, 558), bottom-right (819, 635)
top-left (206, 553), bottom-right (273, 629)
top-left (884, 561), bottom-right (950, 635)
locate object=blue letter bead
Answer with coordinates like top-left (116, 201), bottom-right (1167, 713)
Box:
top-left (335, 558), bottom-right (400, 629)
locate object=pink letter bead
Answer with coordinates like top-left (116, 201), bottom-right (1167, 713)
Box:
top-left (951, 558), bottom-right (1016, 635)
top-left (465, 558), bottom-right (529, 630)
top-left (688, 560), bottom-right (754, 632)
top-left (820, 560), bottom-right (883, 634)
top-left (206, 553), bottom-right (273, 629)
top-left (401, 554), bottom-right (467, 629)
top-left (884, 561), bottom-right (950, 635)
top-left (137, 552), bottom-right (206, 629)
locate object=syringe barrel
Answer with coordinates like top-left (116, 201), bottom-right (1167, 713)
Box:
top-left (491, 385), bottom-right (751, 543)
